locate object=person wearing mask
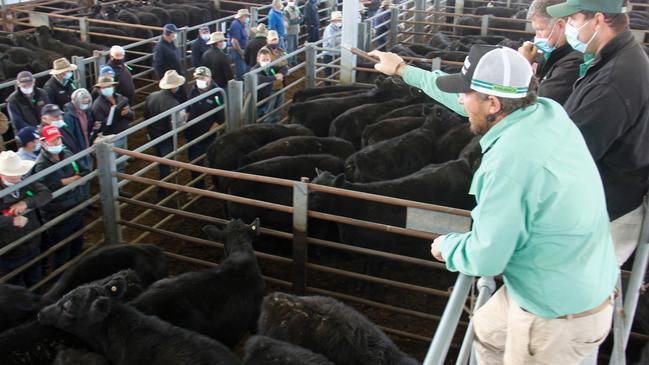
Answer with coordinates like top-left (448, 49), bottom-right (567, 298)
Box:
top-left (90, 65), bottom-right (116, 100)
top-left (265, 30), bottom-right (289, 123)
top-left (0, 151), bottom-right (52, 287)
top-left (39, 104), bottom-right (81, 155)
top-left (15, 127), bottom-right (41, 161)
top-left (517, 0), bottom-right (582, 105)
top-left (107, 45), bottom-right (135, 103)
top-left (186, 67), bottom-right (223, 189)
top-left (283, 0), bottom-right (302, 65)
top-left (201, 32), bottom-right (234, 89)
top-left (191, 25), bottom-right (212, 69)
top-left (547, 0), bottom-right (649, 265)
top-left (32, 125), bottom-right (89, 270)
top-left (229, 9), bottom-right (251, 80)
top-left (144, 70), bottom-right (186, 198)
top-left (304, 0), bottom-right (320, 43)
top-left (64, 89), bottom-right (95, 166)
top-left (322, 11), bottom-right (343, 83)
top-left (370, 44), bottom-right (618, 364)
top-left (268, 0), bottom-right (287, 50)
top-left (43, 58), bottom-right (78, 111)
top-left (373, 0), bottom-right (393, 50)
top-left (153, 23), bottom-right (183, 79)
top-left (251, 47), bottom-right (284, 123)
top-left (245, 24), bottom-right (269, 68)
top-left (7, 71), bottom-right (50, 133)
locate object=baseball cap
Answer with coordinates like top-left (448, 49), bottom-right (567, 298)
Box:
top-left (163, 23), bottom-right (179, 33)
top-left (16, 71), bottom-right (34, 84)
top-left (194, 66), bottom-right (212, 78)
top-left (16, 127), bottom-right (40, 145)
top-left (547, 0), bottom-right (627, 17)
top-left (99, 65), bottom-right (115, 76)
top-left (41, 104), bottom-right (63, 117)
top-left (199, 25), bottom-right (210, 33)
top-left (41, 125), bottom-right (62, 143)
top-left (436, 45), bottom-right (534, 99)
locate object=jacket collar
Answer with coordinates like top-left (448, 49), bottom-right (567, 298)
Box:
top-left (479, 103), bottom-right (536, 153)
top-left (586, 29), bottom-right (635, 75)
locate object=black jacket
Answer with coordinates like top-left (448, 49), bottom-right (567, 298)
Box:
top-left (6, 88), bottom-right (49, 132)
top-left (32, 148), bottom-right (90, 220)
top-left (185, 83), bottom-right (224, 141)
top-left (191, 37), bottom-right (210, 69)
top-left (251, 65), bottom-right (278, 102)
top-left (201, 47), bottom-right (234, 88)
top-left (91, 93), bottom-right (135, 138)
top-left (244, 37), bottom-right (267, 67)
top-left (153, 38), bottom-right (183, 79)
top-left (43, 76), bottom-right (77, 111)
top-left (564, 30), bottom-right (649, 220)
top-left (145, 89), bottom-right (180, 142)
top-left (108, 59), bottom-right (136, 103)
top-left (536, 43), bottom-right (582, 105)
top-left (0, 181), bottom-right (52, 259)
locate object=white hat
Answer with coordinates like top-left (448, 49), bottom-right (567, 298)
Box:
top-left (206, 31), bottom-right (227, 45)
top-left (159, 70), bottom-right (186, 89)
top-left (267, 30), bottom-right (279, 40)
top-left (331, 11), bottom-right (342, 21)
top-left (0, 151), bottom-right (34, 176)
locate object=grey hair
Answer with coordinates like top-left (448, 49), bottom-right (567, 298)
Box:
top-left (527, 0), bottom-right (566, 21)
top-left (71, 88), bottom-right (92, 107)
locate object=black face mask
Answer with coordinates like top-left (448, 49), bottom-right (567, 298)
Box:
top-left (268, 44), bottom-right (278, 49)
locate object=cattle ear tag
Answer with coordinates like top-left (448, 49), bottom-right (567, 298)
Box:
top-left (251, 226), bottom-right (256, 231)
top-left (111, 286), bottom-right (117, 293)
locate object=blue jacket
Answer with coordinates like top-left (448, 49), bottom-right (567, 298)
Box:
top-left (62, 102), bottom-right (91, 153)
top-left (191, 37), bottom-right (210, 69)
top-left (304, 0), bottom-right (319, 27)
top-left (153, 38), bottom-right (183, 78)
top-left (268, 8), bottom-right (286, 39)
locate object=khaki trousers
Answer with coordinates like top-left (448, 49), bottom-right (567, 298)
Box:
top-left (473, 286), bottom-right (613, 365)
top-left (611, 204), bottom-right (644, 266)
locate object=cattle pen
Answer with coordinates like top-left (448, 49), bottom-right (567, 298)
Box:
top-left (0, 0), bottom-right (649, 364)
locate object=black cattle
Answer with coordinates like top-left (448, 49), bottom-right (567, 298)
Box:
top-left (9, 32), bottom-right (62, 64)
top-left (39, 284), bottom-right (241, 365)
top-left (130, 220), bottom-right (264, 348)
top-left (292, 84), bottom-right (373, 103)
top-left (288, 77), bottom-right (417, 137)
top-left (51, 30), bottom-right (106, 52)
top-left (44, 243), bottom-right (168, 301)
top-left (34, 27), bottom-right (92, 58)
top-left (240, 136), bottom-right (356, 166)
top-left (309, 160), bottom-right (474, 261)
top-left (141, 5), bottom-right (171, 25)
top-left (459, 135), bottom-right (483, 172)
top-left (53, 349), bottom-right (109, 365)
top-left (2, 270), bottom-right (144, 365)
top-left (243, 336), bottom-right (335, 365)
top-left (329, 93), bottom-right (430, 150)
top-left (225, 155), bottom-right (344, 232)
top-left (207, 123), bottom-right (314, 174)
top-left (361, 116), bottom-right (426, 147)
top-left (258, 292), bottom-right (419, 365)
top-left (436, 123), bottom-right (475, 163)
top-left (0, 284), bottom-right (51, 332)
top-left (473, 6), bottom-right (522, 17)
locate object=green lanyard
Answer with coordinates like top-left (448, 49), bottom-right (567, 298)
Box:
top-left (266, 68), bottom-right (276, 76)
top-left (214, 96), bottom-right (222, 106)
top-left (26, 190), bottom-right (33, 197)
top-left (125, 64), bottom-right (133, 72)
top-left (579, 54), bottom-right (595, 78)
top-left (71, 161), bottom-right (79, 174)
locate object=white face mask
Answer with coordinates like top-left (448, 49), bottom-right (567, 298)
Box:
top-left (34, 142), bottom-right (41, 152)
top-left (45, 144), bottom-right (63, 155)
top-left (287, 1), bottom-right (295, 6)
top-left (259, 61), bottom-right (270, 67)
top-left (2, 177), bottom-right (17, 186)
top-left (200, 33), bottom-right (210, 41)
top-left (52, 119), bottom-right (65, 128)
top-left (80, 103), bottom-right (91, 111)
top-left (20, 86), bottom-right (33, 95)
top-left (196, 79), bottom-right (209, 89)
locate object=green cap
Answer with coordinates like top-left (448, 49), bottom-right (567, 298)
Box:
top-left (547, 0), bottom-right (626, 17)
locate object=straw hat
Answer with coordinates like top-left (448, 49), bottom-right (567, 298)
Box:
top-left (331, 11), bottom-right (342, 21)
top-left (94, 75), bottom-right (118, 88)
top-left (206, 31), bottom-right (227, 45)
top-left (236, 9), bottom-right (250, 18)
top-left (255, 23), bottom-right (268, 37)
top-left (267, 30), bottom-right (279, 41)
top-left (50, 58), bottom-right (78, 75)
top-left (0, 151), bottom-right (34, 177)
top-left (159, 70), bottom-right (186, 89)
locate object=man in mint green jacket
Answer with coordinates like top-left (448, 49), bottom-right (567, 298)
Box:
top-left (370, 46), bottom-right (618, 364)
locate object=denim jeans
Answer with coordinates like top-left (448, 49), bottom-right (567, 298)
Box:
top-left (286, 34), bottom-right (298, 65)
top-left (154, 138), bottom-right (174, 198)
top-left (43, 211), bottom-right (84, 269)
top-left (112, 136), bottom-right (128, 174)
top-left (0, 245), bottom-right (42, 287)
top-left (257, 91), bottom-right (284, 124)
top-left (231, 49), bottom-right (250, 81)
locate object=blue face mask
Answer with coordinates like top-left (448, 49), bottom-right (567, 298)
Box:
top-left (101, 87), bottom-right (115, 97)
top-left (533, 22), bottom-right (557, 55)
top-left (52, 119), bottom-right (66, 128)
top-left (64, 71), bottom-right (74, 80)
top-left (45, 144), bottom-right (63, 155)
top-left (34, 142), bottom-right (41, 152)
top-left (565, 20), bottom-right (597, 54)
top-left (200, 33), bottom-right (210, 41)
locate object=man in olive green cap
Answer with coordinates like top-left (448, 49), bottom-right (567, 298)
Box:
top-left (548, 0), bottom-right (649, 267)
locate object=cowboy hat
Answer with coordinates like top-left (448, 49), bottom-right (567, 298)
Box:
top-left (267, 30), bottom-right (279, 41)
top-left (331, 11), bottom-right (342, 21)
top-left (0, 151), bottom-right (34, 176)
top-left (206, 31), bottom-right (227, 45)
top-left (236, 9), bottom-right (250, 18)
top-left (159, 70), bottom-right (186, 89)
top-left (50, 58), bottom-right (78, 75)
top-left (94, 75), bottom-right (118, 88)
top-left (255, 23), bottom-right (268, 37)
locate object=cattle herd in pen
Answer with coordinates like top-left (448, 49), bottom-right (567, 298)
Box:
top-left (2, 0), bottom-right (649, 364)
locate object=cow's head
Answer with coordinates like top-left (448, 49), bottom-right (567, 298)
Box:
top-left (38, 284), bottom-right (112, 334)
top-left (203, 218), bottom-right (261, 257)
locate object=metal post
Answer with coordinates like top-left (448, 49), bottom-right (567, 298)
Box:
top-left (79, 16), bottom-right (89, 43)
top-left (364, 20), bottom-right (372, 51)
top-left (433, 0), bottom-right (442, 32)
top-left (389, 7), bottom-right (399, 48)
top-left (177, 27), bottom-right (188, 72)
top-left (244, 72), bottom-right (258, 125)
top-left (96, 142), bottom-right (122, 245)
top-left (431, 57), bottom-right (442, 71)
top-left (227, 80), bottom-right (243, 131)
top-left (340, 0), bottom-right (359, 84)
top-left (480, 15), bottom-right (490, 36)
top-left (424, 273), bottom-right (473, 365)
top-left (414, 0), bottom-right (426, 44)
top-left (292, 179), bottom-right (309, 295)
top-left (71, 56), bottom-right (86, 90)
top-left (305, 43), bottom-right (316, 89)
top-left (93, 50), bottom-right (106, 79)
top-left (610, 276), bottom-right (627, 365)
top-left (454, 0), bottom-right (464, 24)
top-left (250, 7), bottom-right (259, 29)
top-left (171, 110), bottom-right (181, 153)
top-left (357, 22), bottom-right (368, 52)
top-left (456, 277), bottom-right (496, 365)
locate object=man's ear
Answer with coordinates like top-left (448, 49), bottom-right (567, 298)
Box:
top-left (487, 95), bottom-right (502, 116)
top-left (88, 297), bottom-right (112, 323)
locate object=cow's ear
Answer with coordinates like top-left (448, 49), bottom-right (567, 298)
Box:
top-left (203, 225), bottom-right (224, 242)
top-left (88, 297), bottom-right (112, 323)
top-left (333, 174), bottom-right (345, 187)
top-left (106, 275), bottom-right (129, 299)
top-left (249, 218), bottom-right (261, 237)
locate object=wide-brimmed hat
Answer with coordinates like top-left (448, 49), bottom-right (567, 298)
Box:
top-left (0, 151), bottom-right (34, 177)
top-left (159, 70), bottom-right (186, 89)
top-left (206, 31), bottom-right (227, 45)
top-left (236, 9), bottom-right (250, 18)
top-left (94, 75), bottom-right (118, 88)
top-left (50, 58), bottom-right (78, 75)
top-left (267, 30), bottom-right (279, 41)
top-left (331, 11), bottom-right (342, 21)
top-left (255, 23), bottom-right (268, 37)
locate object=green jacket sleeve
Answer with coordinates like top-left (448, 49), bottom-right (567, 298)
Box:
top-left (402, 66), bottom-right (468, 117)
top-left (440, 171), bottom-right (528, 276)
